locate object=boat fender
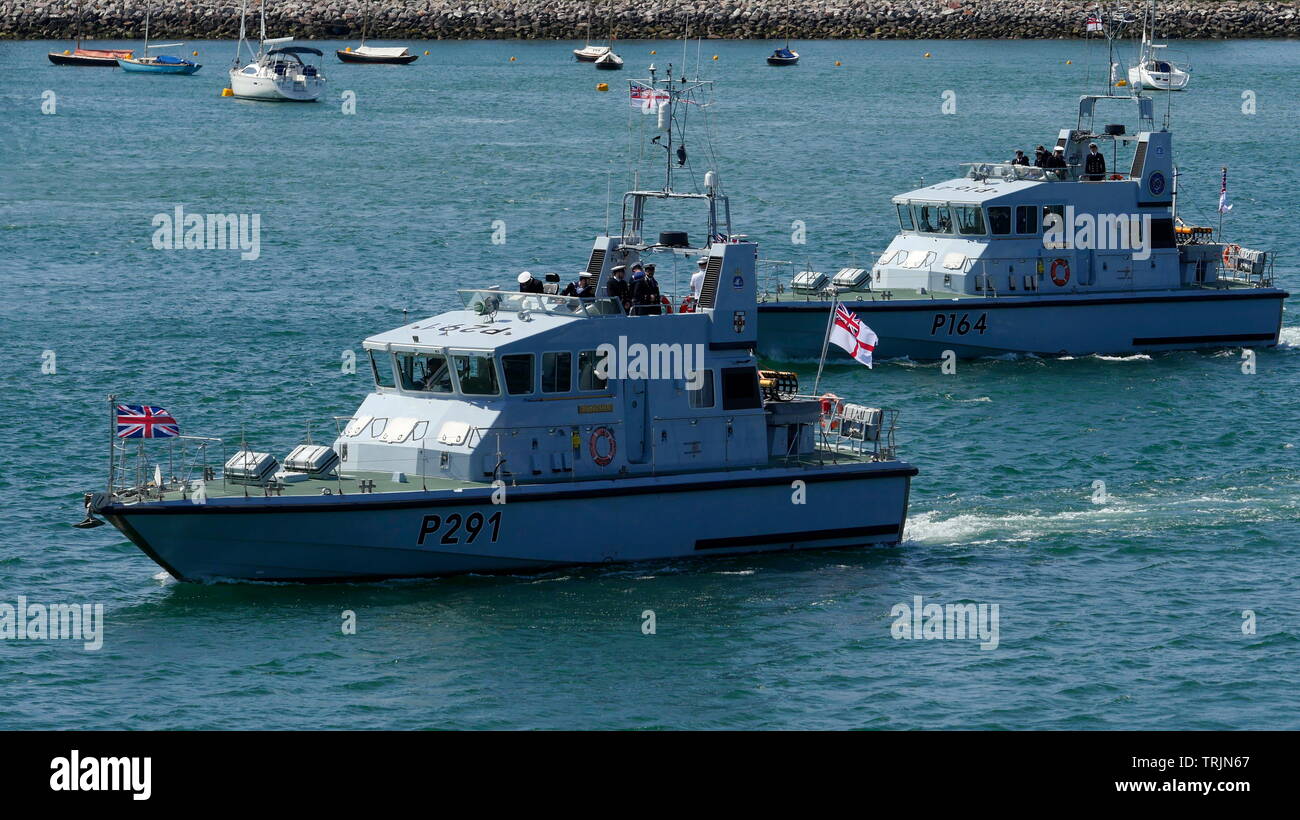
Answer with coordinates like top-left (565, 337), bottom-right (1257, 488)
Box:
top-left (1222, 243), bottom-right (1241, 269)
top-left (589, 427), bottom-right (616, 467)
top-left (1050, 258), bottom-right (1070, 287)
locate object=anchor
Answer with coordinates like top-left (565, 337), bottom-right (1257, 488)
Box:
top-left (73, 492), bottom-right (105, 529)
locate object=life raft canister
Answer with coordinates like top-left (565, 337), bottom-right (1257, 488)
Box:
top-left (1050, 258), bottom-right (1070, 287)
top-left (679, 295), bottom-right (697, 313)
top-left (819, 393), bottom-right (843, 432)
top-left (1222, 243), bottom-right (1241, 270)
top-left (589, 426), bottom-right (616, 467)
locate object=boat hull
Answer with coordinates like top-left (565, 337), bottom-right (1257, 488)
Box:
top-left (594, 59), bottom-right (623, 71)
top-left (757, 289), bottom-right (1288, 360)
top-left (48, 52), bottom-right (123, 66)
top-left (767, 56), bottom-right (799, 66)
top-left (229, 69), bottom-right (325, 101)
top-left (1127, 66), bottom-right (1190, 91)
top-left (336, 50), bottom-right (417, 64)
top-left (98, 463), bottom-right (916, 582)
top-left (118, 58), bottom-right (201, 74)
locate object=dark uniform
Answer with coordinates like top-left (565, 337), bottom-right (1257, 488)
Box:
top-left (1084, 149), bottom-right (1107, 181)
top-left (562, 276), bottom-right (595, 298)
top-left (1011, 153), bottom-right (1029, 166)
top-left (1044, 150), bottom-right (1067, 169)
top-left (1033, 147), bottom-right (1048, 168)
top-left (606, 275), bottom-right (629, 307)
top-left (630, 272), bottom-right (661, 315)
top-left (519, 277), bottom-right (544, 294)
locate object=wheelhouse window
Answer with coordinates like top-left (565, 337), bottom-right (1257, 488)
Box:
top-left (720, 367), bottom-right (762, 411)
top-left (541, 352), bottom-right (572, 393)
top-left (396, 351), bottom-right (453, 394)
top-left (954, 204), bottom-right (986, 235)
top-left (988, 206), bottom-right (1011, 236)
top-left (687, 369), bottom-right (715, 408)
top-left (453, 354), bottom-right (500, 396)
top-left (502, 354), bottom-right (534, 395)
top-left (578, 350), bottom-right (607, 391)
top-left (913, 203), bottom-right (952, 234)
top-left (369, 350), bottom-right (395, 388)
top-left (1015, 205), bottom-right (1038, 234)
top-left (896, 203), bottom-right (915, 231)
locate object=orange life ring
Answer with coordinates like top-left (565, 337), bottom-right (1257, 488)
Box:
top-left (660, 295), bottom-right (673, 314)
top-left (1050, 258), bottom-right (1070, 287)
top-left (819, 393), bottom-right (843, 432)
top-left (1222, 243), bottom-right (1241, 269)
top-left (589, 426), bottom-right (616, 467)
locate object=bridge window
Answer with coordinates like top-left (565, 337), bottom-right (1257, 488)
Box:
top-left (578, 350), bottom-right (608, 391)
top-left (397, 352), bottom-right (453, 394)
top-left (954, 204), bottom-right (986, 235)
top-left (1015, 205), bottom-right (1038, 234)
top-left (914, 204), bottom-right (953, 234)
top-left (453, 354), bottom-right (500, 396)
top-left (542, 352), bottom-right (572, 393)
top-left (369, 350), bottom-right (395, 388)
top-left (896, 204), bottom-right (915, 231)
top-left (502, 354), bottom-right (533, 395)
top-left (988, 206), bottom-right (1011, 235)
top-left (688, 370), bottom-right (715, 408)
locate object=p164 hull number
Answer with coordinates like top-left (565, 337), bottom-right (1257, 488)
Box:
top-left (417, 511), bottom-right (502, 546)
top-left (930, 312), bottom-right (989, 336)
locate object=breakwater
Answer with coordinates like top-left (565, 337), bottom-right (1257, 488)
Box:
top-left (5, 0), bottom-right (1299, 40)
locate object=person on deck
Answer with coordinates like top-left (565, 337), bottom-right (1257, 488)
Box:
top-left (1033, 145), bottom-right (1048, 167)
top-left (562, 272), bottom-right (595, 298)
top-left (606, 265), bottom-right (630, 310)
top-left (1084, 143), bottom-right (1107, 181)
top-left (1011, 150), bottom-right (1030, 166)
top-left (517, 271), bottom-right (543, 293)
top-left (630, 268), bottom-right (661, 315)
top-left (690, 257), bottom-right (708, 300)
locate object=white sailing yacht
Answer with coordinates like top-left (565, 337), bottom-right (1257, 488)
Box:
top-left (572, 2), bottom-right (611, 61)
top-left (1127, 0), bottom-right (1191, 91)
top-left (228, 0), bottom-right (326, 101)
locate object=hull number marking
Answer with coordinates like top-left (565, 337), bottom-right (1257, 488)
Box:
top-left (930, 312), bottom-right (988, 336)
top-left (417, 511), bottom-right (503, 546)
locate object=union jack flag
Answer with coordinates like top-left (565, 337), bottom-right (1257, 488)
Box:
top-left (829, 304), bottom-right (878, 368)
top-left (115, 404), bottom-right (180, 439)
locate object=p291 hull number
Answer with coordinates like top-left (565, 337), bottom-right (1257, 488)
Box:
top-left (930, 312), bottom-right (989, 336)
top-left (417, 511), bottom-right (502, 546)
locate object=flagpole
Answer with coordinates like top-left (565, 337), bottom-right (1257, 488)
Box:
top-left (107, 394), bottom-right (116, 494)
top-left (811, 289), bottom-right (838, 396)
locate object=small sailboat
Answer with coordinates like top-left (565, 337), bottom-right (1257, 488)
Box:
top-left (590, 1), bottom-right (622, 69)
top-left (336, 2), bottom-right (417, 64)
top-left (117, 11), bottom-right (201, 74)
top-left (228, 0), bottom-right (326, 102)
top-left (47, 0), bottom-right (132, 66)
top-left (572, 4), bottom-right (610, 62)
top-left (766, 38), bottom-right (799, 66)
top-left (1127, 0), bottom-right (1190, 91)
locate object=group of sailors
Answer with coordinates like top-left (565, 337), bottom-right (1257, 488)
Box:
top-left (517, 257), bottom-right (710, 316)
top-left (1008, 142), bottom-right (1108, 180)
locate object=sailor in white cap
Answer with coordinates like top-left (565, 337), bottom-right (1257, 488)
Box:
top-left (518, 271), bottom-right (543, 293)
top-left (690, 257), bottom-right (708, 301)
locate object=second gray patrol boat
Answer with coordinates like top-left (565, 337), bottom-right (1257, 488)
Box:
top-left (758, 93), bottom-right (1286, 360)
top-left (81, 67), bottom-right (917, 582)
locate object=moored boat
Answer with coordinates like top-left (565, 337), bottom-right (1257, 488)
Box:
top-left (767, 39), bottom-right (799, 66)
top-left (336, 3), bottom-right (418, 64)
top-left (116, 11), bottom-right (201, 74)
top-left (47, 0), bottom-right (131, 66)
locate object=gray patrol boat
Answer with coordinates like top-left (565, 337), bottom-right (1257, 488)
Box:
top-left (80, 67), bottom-right (917, 582)
top-left (758, 93), bottom-right (1286, 360)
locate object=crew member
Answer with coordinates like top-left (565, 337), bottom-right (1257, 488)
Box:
top-left (630, 267), bottom-right (661, 315)
top-left (1011, 149), bottom-right (1029, 166)
top-left (690, 257), bottom-right (707, 301)
top-left (517, 271), bottom-right (543, 293)
top-left (1084, 142), bottom-right (1107, 181)
top-left (606, 264), bottom-right (630, 309)
top-left (1045, 146), bottom-right (1067, 170)
top-left (1032, 145), bottom-right (1048, 167)
top-left (562, 271), bottom-right (595, 298)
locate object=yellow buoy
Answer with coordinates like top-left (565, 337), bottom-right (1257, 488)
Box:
top-left (1066, 59), bottom-right (1072, 65)
top-left (509, 56), bottom-right (516, 62)
top-left (1115, 79), bottom-right (1128, 86)
top-left (650, 50), bottom-right (656, 55)
top-left (924, 52), bottom-right (932, 58)
top-left (192, 50), bottom-right (199, 56)
top-left (221, 88), bottom-right (233, 97)
top-left (834, 60), bottom-right (842, 66)
top-left (63, 49), bottom-right (70, 54)
top-left (424, 50), bottom-right (429, 55)
top-left (596, 82), bottom-right (608, 92)
top-left (712, 55), bottom-right (718, 61)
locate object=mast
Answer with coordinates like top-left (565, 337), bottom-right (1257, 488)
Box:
top-left (143, 9), bottom-right (150, 56)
